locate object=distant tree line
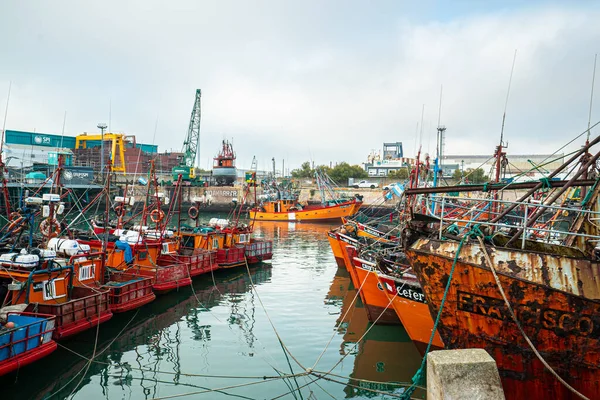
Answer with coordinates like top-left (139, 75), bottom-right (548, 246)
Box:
top-left (291, 161), bottom-right (490, 185)
top-left (291, 161), bottom-right (367, 185)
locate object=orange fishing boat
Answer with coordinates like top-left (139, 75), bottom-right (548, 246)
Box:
top-left (339, 244), bottom-right (400, 325)
top-left (347, 251), bottom-right (400, 325)
top-left (250, 197), bottom-right (362, 222)
top-left (375, 271), bottom-right (443, 353)
top-left (327, 230), bottom-right (346, 268)
top-left (0, 262), bottom-right (112, 340)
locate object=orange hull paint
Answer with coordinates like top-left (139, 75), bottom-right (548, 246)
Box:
top-left (327, 231), bottom-right (346, 268)
top-left (351, 262), bottom-right (400, 325)
top-left (376, 273), bottom-right (444, 352)
top-left (250, 200), bottom-right (362, 222)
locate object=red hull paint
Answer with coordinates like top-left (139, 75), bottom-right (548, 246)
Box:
top-left (245, 254), bottom-right (273, 264)
top-left (152, 277), bottom-right (193, 295)
top-left (109, 292), bottom-right (156, 313)
top-left (364, 304), bottom-right (401, 325)
top-left (0, 341), bottom-right (57, 376)
top-left (333, 256), bottom-right (345, 268)
top-left (54, 311), bottom-right (113, 340)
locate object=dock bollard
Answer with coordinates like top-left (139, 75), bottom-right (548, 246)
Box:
top-left (427, 349), bottom-right (505, 400)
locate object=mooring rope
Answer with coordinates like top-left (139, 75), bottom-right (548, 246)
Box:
top-left (475, 235), bottom-right (589, 400)
top-left (400, 224), bottom-right (484, 399)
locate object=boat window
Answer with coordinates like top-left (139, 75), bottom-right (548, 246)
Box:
top-left (183, 235), bottom-right (194, 248)
top-left (139, 251), bottom-right (148, 260)
top-left (43, 278), bottom-right (66, 301)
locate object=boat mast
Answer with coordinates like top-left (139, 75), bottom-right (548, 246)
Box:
top-left (1, 82), bottom-right (12, 217)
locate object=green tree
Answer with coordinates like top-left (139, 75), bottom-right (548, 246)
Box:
top-left (452, 168), bottom-right (462, 181)
top-left (325, 162), bottom-right (367, 185)
top-left (387, 168), bottom-right (410, 180)
top-left (462, 168), bottom-right (489, 184)
top-left (291, 161), bottom-right (314, 178)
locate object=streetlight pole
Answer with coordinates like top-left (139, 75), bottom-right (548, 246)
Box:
top-left (97, 123), bottom-right (107, 183)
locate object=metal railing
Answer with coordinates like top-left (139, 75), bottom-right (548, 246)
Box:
top-left (423, 195), bottom-right (600, 249)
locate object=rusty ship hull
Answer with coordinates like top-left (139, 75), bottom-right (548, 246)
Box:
top-left (406, 237), bottom-right (600, 399)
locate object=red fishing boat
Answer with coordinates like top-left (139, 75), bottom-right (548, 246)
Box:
top-left (0, 312), bottom-right (57, 376)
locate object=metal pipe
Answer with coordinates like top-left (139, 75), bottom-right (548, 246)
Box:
top-left (505, 148), bottom-right (600, 247)
top-left (404, 179), bottom-right (597, 195)
top-left (492, 134), bottom-right (600, 222)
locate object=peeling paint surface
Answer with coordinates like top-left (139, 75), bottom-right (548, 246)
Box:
top-left (407, 238), bottom-right (600, 399)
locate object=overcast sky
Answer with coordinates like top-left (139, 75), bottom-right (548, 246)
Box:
top-left (1, 1), bottom-right (600, 172)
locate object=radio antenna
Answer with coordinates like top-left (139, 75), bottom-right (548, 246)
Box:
top-left (587, 53), bottom-right (597, 142)
top-left (1, 81), bottom-right (11, 154)
top-left (499, 50), bottom-right (517, 146)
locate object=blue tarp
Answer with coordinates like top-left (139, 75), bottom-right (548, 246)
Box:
top-left (115, 240), bottom-right (133, 263)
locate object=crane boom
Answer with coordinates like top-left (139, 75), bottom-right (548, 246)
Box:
top-left (184, 89), bottom-right (201, 176)
top-left (173, 89), bottom-right (202, 182)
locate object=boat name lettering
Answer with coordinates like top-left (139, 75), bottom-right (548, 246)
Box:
top-left (458, 291), bottom-right (596, 337)
top-left (339, 236), bottom-right (355, 245)
top-left (360, 263), bottom-right (376, 272)
top-left (397, 287), bottom-right (425, 303)
top-left (363, 227), bottom-right (381, 237)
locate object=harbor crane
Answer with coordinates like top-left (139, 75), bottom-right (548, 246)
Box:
top-left (172, 89), bottom-right (203, 184)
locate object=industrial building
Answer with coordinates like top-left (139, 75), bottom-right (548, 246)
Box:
top-left (2, 130), bottom-right (183, 182)
top-left (363, 142), bottom-right (415, 177)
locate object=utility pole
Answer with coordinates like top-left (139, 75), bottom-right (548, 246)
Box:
top-left (97, 123), bottom-right (107, 183)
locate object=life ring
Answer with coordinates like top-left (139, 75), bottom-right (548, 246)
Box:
top-left (113, 204), bottom-right (125, 218)
top-left (150, 208), bottom-right (165, 223)
top-left (8, 216), bottom-right (24, 234)
top-left (40, 218), bottom-right (61, 238)
top-left (188, 206), bottom-right (199, 220)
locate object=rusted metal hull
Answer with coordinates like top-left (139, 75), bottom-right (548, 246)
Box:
top-left (406, 238), bottom-right (600, 399)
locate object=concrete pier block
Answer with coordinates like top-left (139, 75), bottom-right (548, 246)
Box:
top-left (427, 349), bottom-right (505, 400)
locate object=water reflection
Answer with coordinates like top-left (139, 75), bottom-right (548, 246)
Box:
top-left (1, 265), bottom-right (272, 400)
top-left (2, 217), bottom-right (425, 400)
top-left (325, 267), bottom-right (424, 399)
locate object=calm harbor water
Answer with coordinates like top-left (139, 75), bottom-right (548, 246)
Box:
top-left (1, 217), bottom-right (423, 399)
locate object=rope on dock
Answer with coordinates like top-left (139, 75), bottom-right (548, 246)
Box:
top-left (476, 235), bottom-right (589, 400)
